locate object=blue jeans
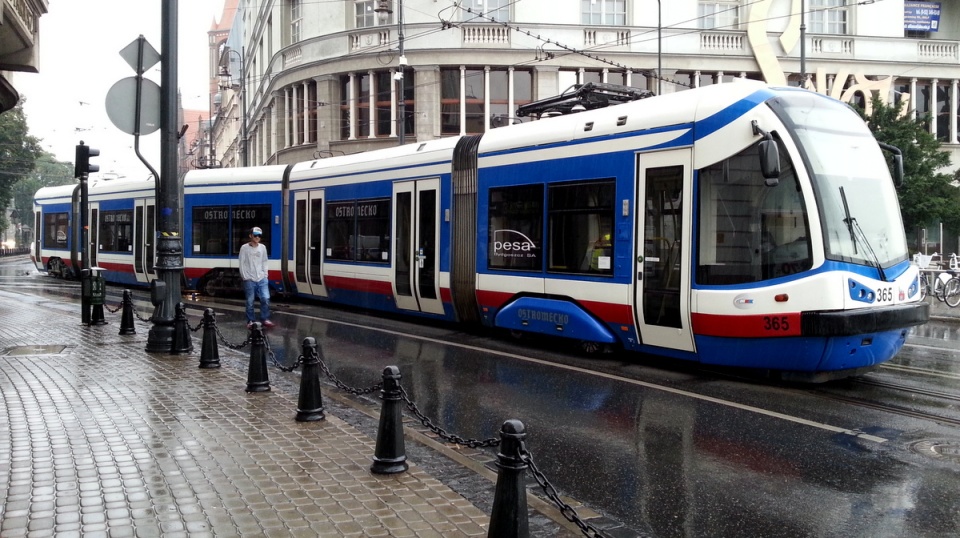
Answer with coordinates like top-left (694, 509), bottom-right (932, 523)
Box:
top-left (243, 278), bottom-right (271, 322)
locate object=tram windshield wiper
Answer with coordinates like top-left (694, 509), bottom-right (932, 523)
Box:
top-left (840, 186), bottom-right (887, 281)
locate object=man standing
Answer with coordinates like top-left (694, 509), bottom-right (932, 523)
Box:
top-left (239, 226), bottom-right (274, 328)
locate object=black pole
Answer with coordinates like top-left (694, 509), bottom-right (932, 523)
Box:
top-left (146, 0), bottom-right (183, 353)
top-left (79, 165), bottom-right (90, 325)
top-left (656, 0), bottom-right (662, 95)
top-left (398, 0), bottom-right (406, 145)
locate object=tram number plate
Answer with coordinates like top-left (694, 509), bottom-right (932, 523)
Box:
top-left (762, 315), bottom-right (790, 332)
top-left (876, 287), bottom-right (895, 303)
top-left (759, 314), bottom-right (801, 336)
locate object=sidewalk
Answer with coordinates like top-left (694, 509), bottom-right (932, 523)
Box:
top-left (0, 290), bottom-right (530, 537)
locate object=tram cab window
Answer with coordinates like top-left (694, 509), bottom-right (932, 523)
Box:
top-left (696, 139), bottom-right (812, 285)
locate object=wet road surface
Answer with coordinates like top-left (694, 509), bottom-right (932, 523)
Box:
top-left (5, 255), bottom-right (960, 537)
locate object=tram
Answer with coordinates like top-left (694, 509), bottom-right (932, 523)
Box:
top-left (33, 81), bottom-right (928, 378)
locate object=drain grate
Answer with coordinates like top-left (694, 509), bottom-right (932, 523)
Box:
top-left (2, 345), bottom-right (68, 356)
top-left (911, 440), bottom-right (960, 464)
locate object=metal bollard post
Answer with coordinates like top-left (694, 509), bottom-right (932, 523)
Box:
top-left (370, 365), bottom-right (408, 474)
top-left (245, 322), bottom-right (270, 392)
top-left (118, 290), bottom-right (136, 335)
top-left (295, 337), bottom-right (325, 422)
top-left (198, 308), bottom-right (220, 369)
top-left (171, 302), bottom-right (193, 354)
top-left (487, 419), bottom-right (529, 538)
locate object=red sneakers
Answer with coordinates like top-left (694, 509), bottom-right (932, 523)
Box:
top-left (262, 320), bottom-right (276, 328)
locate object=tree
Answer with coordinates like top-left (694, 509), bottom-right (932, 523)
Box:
top-left (856, 97), bottom-right (960, 238)
top-left (0, 101), bottom-right (43, 234)
top-left (10, 153), bottom-right (75, 245)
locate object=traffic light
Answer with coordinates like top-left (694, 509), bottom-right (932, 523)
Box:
top-left (74, 141), bottom-right (100, 178)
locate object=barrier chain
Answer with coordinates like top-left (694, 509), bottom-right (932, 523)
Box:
top-left (104, 301), bottom-right (123, 314)
top-left (520, 447), bottom-right (610, 538)
top-left (188, 318), bottom-right (204, 332)
top-left (214, 324), bottom-right (250, 350)
top-left (399, 387), bottom-right (500, 448)
top-left (315, 355), bottom-right (382, 395)
top-left (265, 338), bottom-right (302, 373)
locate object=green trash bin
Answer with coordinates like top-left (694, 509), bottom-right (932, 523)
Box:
top-left (82, 267), bottom-right (106, 306)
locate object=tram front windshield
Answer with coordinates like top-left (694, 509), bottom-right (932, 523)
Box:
top-left (772, 93), bottom-right (908, 269)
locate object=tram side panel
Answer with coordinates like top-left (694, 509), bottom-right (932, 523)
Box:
top-left (183, 188), bottom-right (285, 296)
top-left (473, 137), bottom-right (640, 351)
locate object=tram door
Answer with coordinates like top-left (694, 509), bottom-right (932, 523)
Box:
top-left (293, 190), bottom-right (328, 297)
top-left (634, 150), bottom-right (695, 352)
top-left (392, 178), bottom-right (444, 315)
top-left (133, 199), bottom-right (155, 283)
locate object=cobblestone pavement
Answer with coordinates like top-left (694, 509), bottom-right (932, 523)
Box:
top-left (0, 289), bottom-right (576, 537)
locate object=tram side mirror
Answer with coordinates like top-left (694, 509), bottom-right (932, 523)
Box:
top-left (759, 139), bottom-right (781, 186)
top-left (891, 153), bottom-right (904, 188)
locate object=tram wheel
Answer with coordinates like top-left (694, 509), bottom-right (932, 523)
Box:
top-left (580, 340), bottom-right (612, 355)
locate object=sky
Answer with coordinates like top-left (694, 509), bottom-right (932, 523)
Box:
top-left (12, 0), bottom-right (226, 178)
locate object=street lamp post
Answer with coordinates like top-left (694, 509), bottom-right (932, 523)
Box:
top-left (219, 48), bottom-right (248, 167)
top-left (657, 0), bottom-right (661, 95)
top-left (800, 0), bottom-right (807, 87)
top-left (375, 0), bottom-right (406, 145)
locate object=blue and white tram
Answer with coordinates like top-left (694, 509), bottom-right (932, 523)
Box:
top-left (34, 81), bottom-right (928, 378)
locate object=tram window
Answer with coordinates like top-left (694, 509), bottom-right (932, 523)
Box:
top-left (488, 185), bottom-right (543, 271)
top-left (696, 140), bottom-right (812, 284)
top-left (192, 206), bottom-right (230, 255)
top-left (44, 212), bottom-right (68, 249)
top-left (99, 210), bottom-right (133, 252)
top-left (547, 180), bottom-right (615, 275)
top-left (231, 204), bottom-right (272, 255)
top-left (325, 199), bottom-right (390, 263)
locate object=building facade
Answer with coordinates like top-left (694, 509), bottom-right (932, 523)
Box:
top-left (206, 0), bottom-right (960, 173)
top-left (0, 0), bottom-right (47, 113)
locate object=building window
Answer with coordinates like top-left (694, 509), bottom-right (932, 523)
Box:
top-left (290, 0), bottom-right (302, 43)
top-left (462, 0), bottom-right (510, 21)
top-left (809, 0), bottom-right (849, 35)
top-left (325, 199), bottom-right (391, 263)
top-left (581, 0), bottom-right (626, 26)
top-left (356, 0), bottom-right (389, 28)
top-left (340, 71), bottom-right (414, 139)
top-left (441, 67), bottom-right (533, 135)
top-left (699, 1), bottom-right (740, 30)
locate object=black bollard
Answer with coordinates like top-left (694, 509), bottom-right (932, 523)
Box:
top-left (370, 365), bottom-right (408, 474)
top-left (198, 308), bottom-right (220, 369)
top-left (118, 290), bottom-right (136, 335)
top-left (487, 419), bottom-right (529, 538)
top-left (171, 302), bottom-right (193, 354)
top-left (245, 322), bottom-right (270, 392)
top-left (295, 337), bottom-right (325, 422)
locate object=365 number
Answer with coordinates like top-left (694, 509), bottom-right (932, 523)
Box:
top-left (763, 316), bottom-right (790, 331)
top-left (876, 287), bottom-right (894, 302)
